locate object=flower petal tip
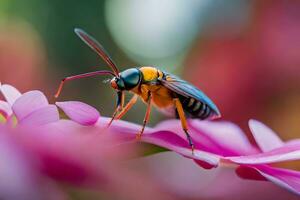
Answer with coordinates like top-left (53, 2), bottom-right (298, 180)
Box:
top-left (56, 101), bottom-right (100, 126)
top-left (249, 119), bottom-right (284, 152)
top-left (0, 84), bottom-right (22, 105)
top-left (12, 90), bottom-right (49, 121)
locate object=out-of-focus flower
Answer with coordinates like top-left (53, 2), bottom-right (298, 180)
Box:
top-left (228, 120), bottom-right (300, 195)
top-left (0, 21), bottom-right (47, 91)
top-left (141, 152), bottom-right (299, 200)
top-left (257, 1), bottom-right (300, 76)
top-left (0, 83), bottom-right (174, 200)
top-left (2, 83), bottom-right (299, 198)
top-left (100, 117), bottom-right (300, 195)
top-left (0, 127), bottom-right (67, 200)
top-left (184, 38), bottom-right (263, 128)
top-left (0, 83), bottom-right (99, 127)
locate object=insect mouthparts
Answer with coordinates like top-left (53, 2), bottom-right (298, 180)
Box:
top-left (102, 78), bottom-right (112, 84)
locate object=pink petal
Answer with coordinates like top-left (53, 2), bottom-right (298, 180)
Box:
top-left (0, 100), bottom-right (12, 117)
top-left (227, 142), bottom-right (300, 164)
top-left (99, 117), bottom-right (221, 167)
top-left (56, 101), bottom-right (100, 125)
top-left (194, 160), bottom-right (218, 169)
top-left (12, 91), bottom-right (49, 121)
top-left (19, 105), bottom-right (59, 126)
top-left (236, 165), bottom-right (268, 181)
top-left (191, 120), bottom-right (257, 155)
top-left (255, 166), bottom-right (300, 195)
top-left (0, 84), bottom-right (21, 106)
top-left (143, 153), bottom-right (298, 200)
top-left (8, 125), bottom-right (109, 188)
top-left (0, 130), bottom-right (51, 200)
top-left (249, 119), bottom-right (284, 152)
top-left (145, 131), bottom-right (220, 167)
top-left (156, 119), bottom-right (258, 156)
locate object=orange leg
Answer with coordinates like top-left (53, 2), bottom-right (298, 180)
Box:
top-left (174, 98), bottom-right (195, 154)
top-left (116, 95), bottom-right (138, 120)
top-left (136, 93), bottom-right (152, 139)
top-left (107, 106), bottom-right (122, 127)
top-left (107, 94), bottom-right (138, 127)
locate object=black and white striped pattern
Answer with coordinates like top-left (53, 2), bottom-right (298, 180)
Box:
top-left (179, 96), bottom-right (212, 119)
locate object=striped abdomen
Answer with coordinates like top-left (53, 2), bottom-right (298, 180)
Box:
top-left (178, 95), bottom-right (213, 119)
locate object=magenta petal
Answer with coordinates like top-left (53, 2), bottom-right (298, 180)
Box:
top-left (144, 131), bottom-right (220, 167)
top-left (194, 160), bottom-right (217, 169)
top-left (156, 119), bottom-right (258, 156)
top-left (191, 120), bottom-right (257, 155)
top-left (255, 166), bottom-right (300, 195)
top-left (249, 119), bottom-right (284, 152)
top-left (0, 100), bottom-right (12, 117)
top-left (56, 101), bottom-right (100, 125)
top-left (12, 91), bottom-right (49, 121)
top-left (236, 165), bottom-right (268, 181)
top-left (0, 84), bottom-right (21, 106)
top-left (0, 132), bottom-right (48, 200)
top-left (227, 142), bottom-right (300, 164)
top-left (19, 105), bottom-right (59, 126)
top-left (98, 117), bottom-right (220, 168)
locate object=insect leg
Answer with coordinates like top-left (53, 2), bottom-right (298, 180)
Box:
top-left (55, 70), bottom-right (114, 98)
top-left (115, 95), bottom-right (138, 120)
top-left (174, 98), bottom-right (195, 154)
top-left (107, 91), bottom-right (125, 127)
top-left (136, 92), bottom-right (152, 139)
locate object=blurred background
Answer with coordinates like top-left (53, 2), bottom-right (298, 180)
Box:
top-left (1, 0), bottom-right (299, 140)
top-left (1, 0), bottom-right (300, 199)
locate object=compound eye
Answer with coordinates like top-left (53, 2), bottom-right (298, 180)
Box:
top-left (121, 68), bottom-right (141, 89)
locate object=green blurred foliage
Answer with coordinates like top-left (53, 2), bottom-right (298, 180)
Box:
top-left (5, 0), bottom-right (118, 71)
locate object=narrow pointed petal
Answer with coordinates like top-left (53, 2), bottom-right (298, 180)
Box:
top-left (56, 101), bottom-right (100, 125)
top-left (19, 105), bottom-right (59, 126)
top-left (255, 166), bottom-right (300, 195)
top-left (0, 84), bottom-right (22, 106)
top-left (12, 91), bottom-right (49, 122)
top-left (227, 142), bottom-right (300, 164)
top-left (249, 119), bottom-right (284, 152)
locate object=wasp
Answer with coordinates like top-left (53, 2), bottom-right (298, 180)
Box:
top-left (55, 28), bottom-right (221, 153)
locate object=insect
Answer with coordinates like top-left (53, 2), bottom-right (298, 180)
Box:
top-left (55, 28), bottom-right (221, 153)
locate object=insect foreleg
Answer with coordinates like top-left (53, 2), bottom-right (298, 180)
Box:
top-left (174, 98), bottom-right (195, 154)
top-left (136, 92), bottom-right (152, 139)
top-left (116, 94), bottom-right (138, 120)
top-left (107, 91), bottom-right (124, 127)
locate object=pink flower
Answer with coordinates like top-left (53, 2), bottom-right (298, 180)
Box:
top-left (0, 22), bottom-right (47, 92)
top-left (100, 117), bottom-right (300, 195)
top-left (2, 83), bottom-right (299, 197)
top-left (0, 83), bottom-right (174, 200)
top-left (227, 120), bottom-right (300, 195)
top-left (0, 83), bottom-right (99, 126)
